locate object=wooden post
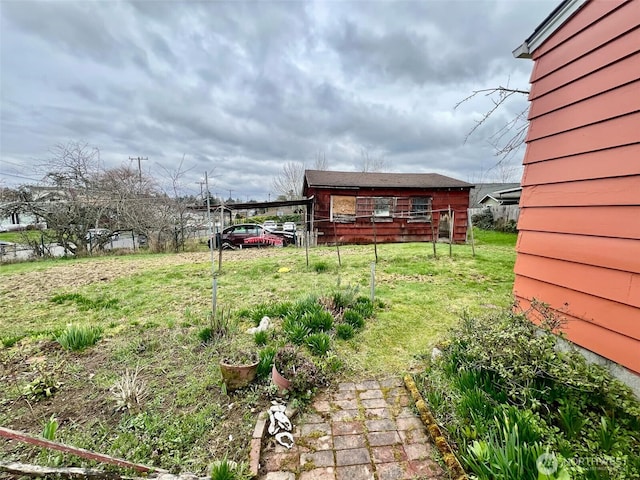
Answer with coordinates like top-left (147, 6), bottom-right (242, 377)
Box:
top-left (304, 225), bottom-right (309, 268)
top-left (448, 206), bottom-right (453, 258)
top-left (468, 208), bottom-right (476, 257)
top-left (370, 262), bottom-right (376, 302)
top-left (332, 221), bottom-right (341, 267)
top-left (372, 218), bottom-right (378, 263)
top-left (430, 211), bottom-right (437, 258)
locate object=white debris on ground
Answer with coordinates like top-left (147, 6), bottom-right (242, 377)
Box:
top-left (246, 316), bottom-right (270, 334)
top-left (268, 402), bottom-right (294, 449)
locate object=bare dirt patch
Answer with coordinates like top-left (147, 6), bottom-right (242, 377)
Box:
top-left (0, 250), bottom-right (285, 303)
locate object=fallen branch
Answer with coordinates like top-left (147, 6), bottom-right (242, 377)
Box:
top-left (0, 426), bottom-right (167, 474)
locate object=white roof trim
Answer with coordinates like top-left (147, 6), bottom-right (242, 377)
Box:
top-left (513, 0), bottom-right (589, 59)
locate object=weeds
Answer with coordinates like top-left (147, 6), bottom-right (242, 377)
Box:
top-left (110, 365), bottom-right (148, 413)
top-left (50, 293), bottom-right (118, 310)
top-left (343, 309), bottom-right (365, 329)
top-left (199, 308), bottom-right (235, 344)
top-left (42, 415), bottom-right (58, 440)
top-left (56, 324), bottom-right (103, 351)
top-left (312, 261), bottom-right (329, 273)
top-left (22, 361), bottom-right (63, 401)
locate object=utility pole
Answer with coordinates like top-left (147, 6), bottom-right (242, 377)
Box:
top-left (129, 156), bottom-right (148, 185)
top-left (195, 180), bottom-right (206, 201)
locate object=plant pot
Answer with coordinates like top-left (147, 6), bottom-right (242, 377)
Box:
top-left (219, 360), bottom-right (259, 391)
top-left (271, 364), bottom-right (292, 394)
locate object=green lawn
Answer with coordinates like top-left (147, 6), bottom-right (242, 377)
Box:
top-left (0, 229), bottom-right (517, 473)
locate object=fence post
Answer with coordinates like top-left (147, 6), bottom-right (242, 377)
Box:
top-left (370, 262), bottom-right (376, 302)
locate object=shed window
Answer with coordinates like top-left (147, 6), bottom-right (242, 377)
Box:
top-left (410, 197), bottom-right (432, 221)
top-left (331, 195), bottom-right (356, 222)
top-left (374, 197), bottom-right (392, 217)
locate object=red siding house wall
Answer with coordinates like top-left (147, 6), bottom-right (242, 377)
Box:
top-left (302, 170), bottom-right (472, 245)
top-left (513, 0), bottom-right (640, 374)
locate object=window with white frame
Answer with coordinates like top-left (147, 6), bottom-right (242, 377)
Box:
top-left (410, 197), bottom-right (432, 220)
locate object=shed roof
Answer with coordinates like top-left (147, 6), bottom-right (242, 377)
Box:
top-left (304, 170), bottom-right (472, 190)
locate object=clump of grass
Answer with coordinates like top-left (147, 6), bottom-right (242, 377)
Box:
top-left (110, 365), bottom-right (147, 413)
top-left (336, 323), bottom-right (355, 340)
top-left (306, 333), bottom-right (331, 356)
top-left (198, 308), bottom-right (235, 344)
top-left (300, 309), bottom-right (334, 333)
top-left (210, 457), bottom-right (241, 480)
top-left (343, 310), bottom-right (365, 329)
top-left (254, 330), bottom-right (268, 346)
top-left (257, 346), bottom-right (277, 378)
top-left (282, 318), bottom-right (311, 345)
top-left (56, 324), bottom-right (103, 351)
top-left (352, 296), bottom-right (374, 318)
top-left (1, 334), bottom-right (25, 348)
top-left (312, 261), bottom-right (329, 273)
top-left (51, 293), bottom-right (118, 311)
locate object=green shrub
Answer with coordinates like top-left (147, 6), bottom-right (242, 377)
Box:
top-left (198, 327), bottom-right (215, 344)
top-left (352, 296), bottom-right (374, 318)
top-left (336, 323), bottom-right (355, 340)
top-left (343, 309), bottom-right (365, 329)
top-left (312, 261), bottom-right (329, 273)
top-left (56, 324), bottom-right (103, 351)
top-left (306, 333), bottom-right (331, 356)
top-left (417, 307), bottom-right (640, 480)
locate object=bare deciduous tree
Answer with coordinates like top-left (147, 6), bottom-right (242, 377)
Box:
top-left (359, 148), bottom-right (387, 172)
top-left (313, 151), bottom-right (329, 171)
top-left (455, 85), bottom-right (530, 162)
top-left (272, 161), bottom-right (305, 199)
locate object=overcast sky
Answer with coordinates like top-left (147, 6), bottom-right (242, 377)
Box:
top-left (0, 0), bottom-right (557, 200)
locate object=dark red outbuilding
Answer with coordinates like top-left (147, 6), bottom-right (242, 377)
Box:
top-left (302, 170), bottom-right (473, 245)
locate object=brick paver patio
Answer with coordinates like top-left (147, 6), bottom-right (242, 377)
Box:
top-left (259, 378), bottom-right (446, 480)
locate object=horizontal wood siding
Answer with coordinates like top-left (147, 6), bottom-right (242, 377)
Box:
top-left (307, 187), bottom-right (470, 245)
top-left (516, 0), bottom-right (640, 374)
top-left (516, 297), bottom-right (639, 373)
top-left (522, 144), bottom-right (640, 185)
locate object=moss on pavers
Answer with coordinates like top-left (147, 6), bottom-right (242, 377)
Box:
top-left (404, 374), bottom-right (467, 480)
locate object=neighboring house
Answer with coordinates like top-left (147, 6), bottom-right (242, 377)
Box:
top-left (302, 170), bottom-right (473, 245)
top-left (513, 0), bottom-right (640, 378)
top-left (478, 186), bottom-right (522, 207)
top-left (469, 182), bottom-right (520, 208)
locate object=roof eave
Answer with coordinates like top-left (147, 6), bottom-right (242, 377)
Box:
top-left (512, 0), bottom-right (589, 59)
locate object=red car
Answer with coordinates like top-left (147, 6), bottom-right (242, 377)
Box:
top-left (210, 224), bottom-right (294, 249)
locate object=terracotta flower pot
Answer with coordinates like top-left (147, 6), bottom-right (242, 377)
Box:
top-left (219, 359), bottom-right (259, 391)
top-left (271, 364), bottom-right (292, 394)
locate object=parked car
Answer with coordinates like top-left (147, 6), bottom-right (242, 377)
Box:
top-left (283, 222), bottom-right (297, 232)
top-left (85, 228), bottom-right (117, 241)
top-left (209, 223), bottom-right (294, 249)
top-left (263, 220), bottom-right (278, 229)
